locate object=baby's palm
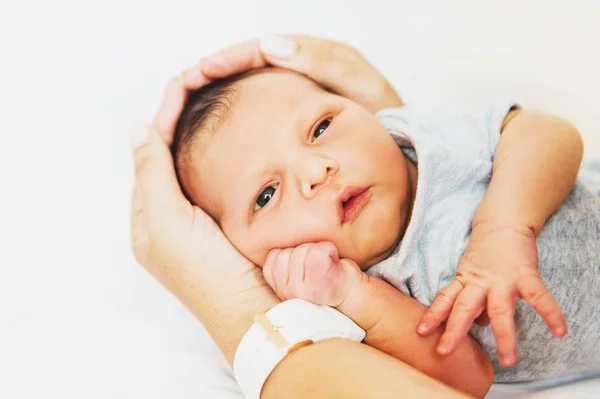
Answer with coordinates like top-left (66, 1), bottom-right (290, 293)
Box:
top-left (418, 224), bottom-right (567, 367)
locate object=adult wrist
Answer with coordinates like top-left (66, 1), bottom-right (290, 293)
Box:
top-left (182, 266), bottom-right (281, 365)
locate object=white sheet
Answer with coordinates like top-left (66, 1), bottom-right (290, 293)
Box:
top-left (2, 1), bottom-right (599, 398)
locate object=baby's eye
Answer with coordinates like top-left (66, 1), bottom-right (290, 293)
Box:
top-left (254, 184), bottom-right (278, 212)
top-left (312, 119), bottom-right (331, 141)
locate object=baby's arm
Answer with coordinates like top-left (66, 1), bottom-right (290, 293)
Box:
top-left (340, 272), bottom-right (494, 398)
top-left (419, 109), bottom-right (582, 365)
top-left (476, 108), bottom-right (583, 238)
top-left (263, 242), bottom-right (494, 398)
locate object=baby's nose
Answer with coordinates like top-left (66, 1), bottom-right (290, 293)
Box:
top-left (299, 156), bottom-right (339, 199)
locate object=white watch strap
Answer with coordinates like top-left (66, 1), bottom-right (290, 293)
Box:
top-left (233, 299), bottom-right (365, 399)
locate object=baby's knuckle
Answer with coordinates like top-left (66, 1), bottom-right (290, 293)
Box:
top-left (444, 326), bottom-right (462, 338)
top-left (488, 303), bottom-right (511, 318)
top-left (435, 290), bottom-right (454, 305)
top-left (526, 289), bottom-right (552, 309)
top-left (454, 300), bottom-right (474, 314)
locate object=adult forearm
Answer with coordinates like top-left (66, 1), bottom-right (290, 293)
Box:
top-left (263, 338), bottom-right (473, 399)
top-left (474, 110), bottom-right (583, 234)
top-left (177, 266), bottom-right (280, 365)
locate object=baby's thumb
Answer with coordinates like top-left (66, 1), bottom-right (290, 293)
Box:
top-left (303, 241), bottom-right (340, 271)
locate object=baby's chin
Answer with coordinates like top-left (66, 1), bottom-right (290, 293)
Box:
top-left (348, 218), bottom-right (405, 270)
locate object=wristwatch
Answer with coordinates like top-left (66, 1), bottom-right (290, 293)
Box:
top-left (233, 298), bottom-right (366, 399)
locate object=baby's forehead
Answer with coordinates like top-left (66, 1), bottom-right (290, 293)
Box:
top-left (236, 68), bottom-right (325, 103)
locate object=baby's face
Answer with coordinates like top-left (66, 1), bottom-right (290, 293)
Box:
top-left (185, 69), bottom-right (412, 268)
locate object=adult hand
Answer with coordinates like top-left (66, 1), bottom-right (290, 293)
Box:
top-left (129, 77), bottom-right (276, 363)
top-left (181, 35), bottom-right (403, 113)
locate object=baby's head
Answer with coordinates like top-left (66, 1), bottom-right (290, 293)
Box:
top-left (173, 68), bottom-right (411, 269)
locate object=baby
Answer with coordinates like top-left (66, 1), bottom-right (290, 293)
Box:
top-left (172, 67), bottom-right (600, 395)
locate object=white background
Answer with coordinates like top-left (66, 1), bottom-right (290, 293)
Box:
top-left (1, 1), bottom-right (599, 398)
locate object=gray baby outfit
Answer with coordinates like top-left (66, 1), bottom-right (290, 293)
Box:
top-left (367, 103), bottom-right (600, 386)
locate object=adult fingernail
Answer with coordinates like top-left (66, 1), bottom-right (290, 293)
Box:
top-left (129, 122), bottom-right (149, 150)
top-left (259, 36), bottom-right (297, 59)
top-left (417, 324), bottom-right (427, 334)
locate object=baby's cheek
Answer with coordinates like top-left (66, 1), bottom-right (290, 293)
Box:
top-left (219, 224), bottom-right (269, 267)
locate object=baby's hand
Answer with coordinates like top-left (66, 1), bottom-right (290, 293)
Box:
top-left (417, 224), bottom-right (567, 368)
top-left (262, 242), bottom-right (364, 309)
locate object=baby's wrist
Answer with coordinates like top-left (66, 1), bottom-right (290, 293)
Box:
top-left (474, 193), bottom-right (544, 236)
top-left (472, 213), bottom-right (538, 237)
top-left (335, 272), bottom-right (381, 333)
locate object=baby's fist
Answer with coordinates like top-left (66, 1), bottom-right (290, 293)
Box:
top-left (262, 242), bottom-right (362, 307)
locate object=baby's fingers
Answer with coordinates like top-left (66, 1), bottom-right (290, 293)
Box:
top-left (418, 280), bottom-right (463, 336)
top-left (303, 241), bottom-right (339, 274)
top-left (517, 275), bottom-right (567, 338)
top-left (262, 248), bottom-right (291, 298)
top-left (488, 285), bottom-right (518, 367)
top-left (438, 285), bottom-right (487, 355)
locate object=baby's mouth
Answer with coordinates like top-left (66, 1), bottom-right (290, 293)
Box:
top-left (337, 186), bottom-right (371, 224)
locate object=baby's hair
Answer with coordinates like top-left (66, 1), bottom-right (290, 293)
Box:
top-left (172, 68), bottom-right (264, 201)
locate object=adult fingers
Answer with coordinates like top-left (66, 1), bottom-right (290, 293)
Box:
top-left (262, 36), bottom-right (402, 112)
top-left (130, 182), bottom-right (149, 266)
top-left (183, 35), bottom-right (399, 113)
top-left (437, 285), bottom-right (487, 355)
top-left (151, 76), bottom-right (187, 146)
top-left (488, 285), bottom-right (518, 367)
top-left (182, 36), bottom-right (296, 90)
top-left (517, 275), bottom-right (567, 337)
top-left (130, 122), bottom-right (191, 233)
top-left (189, 35), bottom-right (351, 93)
top-left (418, 279), bottom-right (464, 336)
top-left (180, 38), bottom-right (268, 91)
top-left (130, 76), bottom-right (188, 267)
top-left (262, 36), bottom-right (361, 93)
